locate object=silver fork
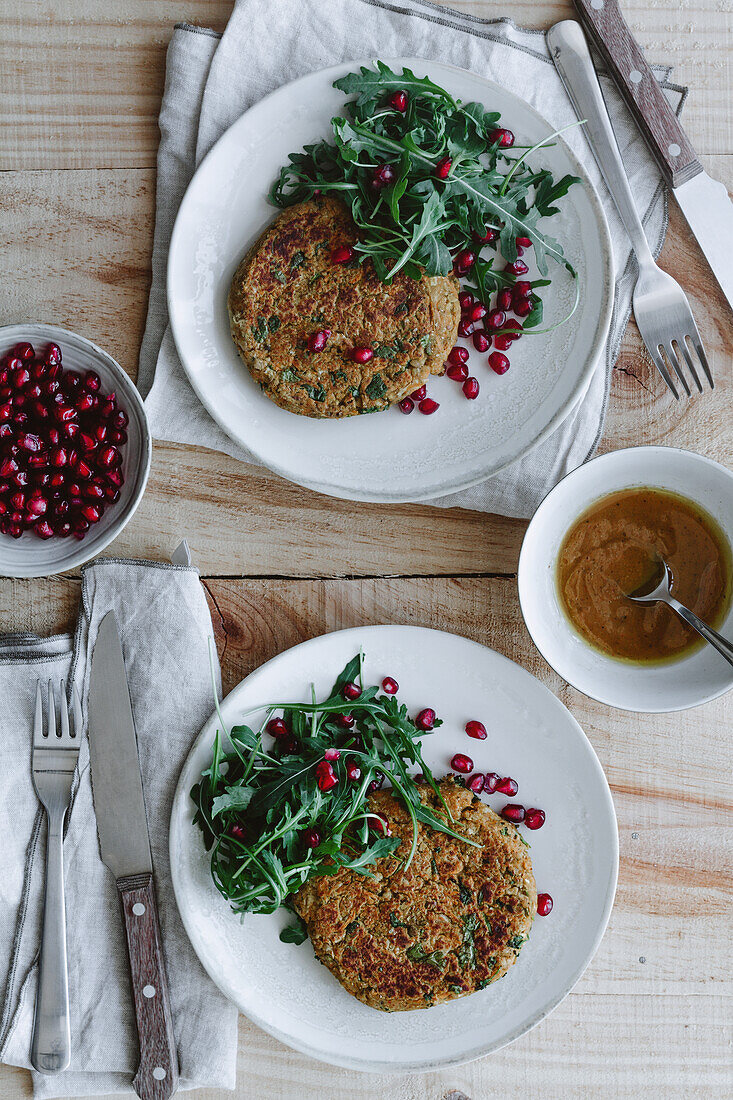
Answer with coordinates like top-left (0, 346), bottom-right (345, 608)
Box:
top-left (548, 21), bottom-right (713, 398)
top-left (30, 679), bottom-right (82, 1074)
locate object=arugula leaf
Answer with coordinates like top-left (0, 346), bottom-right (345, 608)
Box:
top-left (279, 915), bottom-right (308, 945)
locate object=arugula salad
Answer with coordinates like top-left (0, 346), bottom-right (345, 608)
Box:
top-left (270, 60), bottom-right (582, 335)
top-left (191, 653), bottom-right (475, 936)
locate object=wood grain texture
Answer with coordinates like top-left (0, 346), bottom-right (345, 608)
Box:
top-left (118, 873), bottom-right (180, 1100)
top-left (573, 0), bottom-right (701, 187)
top-left (0, 0), bottom-right (731, 1096)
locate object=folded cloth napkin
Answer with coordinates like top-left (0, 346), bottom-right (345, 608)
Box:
top-left (141, 0), bottom-right (687, 518)
top-left (0, 559), bottom-right (238, 1096)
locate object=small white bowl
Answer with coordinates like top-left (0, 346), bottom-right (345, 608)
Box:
top-left (0, 323), bottom-right (151, 578)
top-left (518, 446), bottom-right (733, 712)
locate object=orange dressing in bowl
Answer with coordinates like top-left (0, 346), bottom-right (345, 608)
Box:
top-left (556, 487), bottom-right (732, 663)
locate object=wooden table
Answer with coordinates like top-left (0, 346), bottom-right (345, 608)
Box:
top-left (1, 0), bottom-right (731, 1096)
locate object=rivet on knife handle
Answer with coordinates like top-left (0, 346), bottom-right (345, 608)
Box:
top-left (118, 873), bottom-right (179, 1100)
top-left (572, 0), bottom-right (701, 188)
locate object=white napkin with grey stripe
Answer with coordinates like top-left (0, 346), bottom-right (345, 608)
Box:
top-left (0, 559), bottom-right (238, 1096)
top-left (141, 0), bottom-right (686, 518)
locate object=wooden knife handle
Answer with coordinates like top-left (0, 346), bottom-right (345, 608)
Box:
top-left (118, 873), bottom-right (180, 1100)
top-left (572, 0), bottom-right (701, 188)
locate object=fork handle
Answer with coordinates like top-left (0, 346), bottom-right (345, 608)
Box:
top-left (572, 0), bottom-right (701, 188)
top-left (666, 598), bottom-right (733, 668)
top-left (117, 873), bottom-right (179, 1100)
top-left (30, 811), bottom-right (71, 1074)
top-left (547, 21), bottom-right (654, 265)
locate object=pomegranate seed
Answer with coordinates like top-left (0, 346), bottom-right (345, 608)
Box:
top-left (516, 236), bottom-right (532, 249)
top-left (469, 303), bottom-right (487, 323)
top-left (415, 708), bottom-right (436, 731)
top-left (483, 772), bottom-right (501, 793)
top-left (0, 404), bottom-right (12, 422)
top-left (307, 329), bottom-right (331, 353)
top-left (514, 298), bottom-right (533, 317)
top-left (0, 457), bottom-right (17, 477)
top-left (324, 747), bottom-right (340, 761)
top-left (473, 226), bottom-right (497, 244)
top-left (462, 376), bottom-right (479, 399)
top-left (335, 713), bottom-right (355, 728)
top-left (34, 519), bottom-right (54, 540)
top-left (83, 483), bottom-right (105, 500)
top-left (513, 280), bottom-right (532, 298)
top-left (435, 157), bottom-right (452, 179)
top-left (303, 828), bottom-right (321, 848)
top-left (398, 397), bottom-right (414, 414)
top-left (382, 676), bottom-right (399, 694)
top-left (486, 309), bottom-right (506, 331)
top-left (447, 346), bottom-right (469, 366)
top-left (525, 807), bottom-right (546, 830)
top-left (113, 409), bottom-right (128, 430)
top-left (62, 371), bottom-right (82, 393)
top-left (446, 362), bottom-right (468, 382)
top-left (369, 811), bottom-right (391, 836)
top-left (54, 405), bottom-right (75, 423)
top-left (106, 468), bottom-right (124, 487)
top-left (418, 398), bottom-right (439, 414)
top-left (315, 760), bottom-right (338, 791)
top-left (410, 385), bottom-right (427, 401)
top-left (346, 758), bottom-right (361, 781)
top-left (18, 432), bottom-right (41, 453)
top-left (78, 431), bottom-right (96, 452)
top-left (105, 486), bottom-right (120, 503)
top-left (97, 446), bottom-right (120, 468)
top-left (81, 504), bottom-right (102, 523)
top-left (26, 494), bottom-right (47, 517)
top-left (537, 892), bottom-right (553, 916)
top-left (504, 321), bottom-right (523, 340)
top-left (351, 346), bottom-right (373, 364)
top-left (76, 392), bottom-right (97, 413)
top-left (506, 258), bottom-right (529, 276)
top-left (489, 352), bottom-right (510, 375)
top-left (342, 681), bottom-right (362, 700)
top-left (455, 249), bottom-right (476, 272)
top-left (472, 332), bottom-right (489, 353)
top-left (227, 823), bottom-right (246, 842)
top-left (368, 771), bottom-right (385, 792)
top-left (13, 342), bottom-right (34, 361)
top-left (44, 343), bottom-right (62, 366)
top-left (12, 367), bottom-right (30, 389)
top-left (331, 245), bottom-right (355, 264)
top-left (266, 716), bottom-right (289, 738)
top-left (451, 752), bottom-right (473, 774)
top-left (495, 289), bottom-right (512, 313)
top-left (458, 291), bottom-right (475, 311)
top-left (57, 521), bottom-right (72, 538)
top-left (457, 319), bottom-right (474, 338)
top-left (75, 459), bottom-right (93, 480)
top-left (467, 773), bottom-right (485, 794)
top-left (94, 424), bottom-right (107, 443)
top-left (10, 491), bottom-right (25, 511)
top-left (371, 163), bottom-right (395, 189)
top-left (501, 803), bottom-right (525, 823)
top-left (496, 776), bottom-right (518, 796)
top-left (389, 90), bottom-right (408, 112)
top-left (493, 335), bottom-right (512, 352)
top-left (84, 370), bottom-right (101, 391)
top-left (465, 720), bottom-right (487, 740)
top-left (489, 127), bottom-right (514, 147)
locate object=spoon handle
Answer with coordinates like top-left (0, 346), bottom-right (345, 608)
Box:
top-left (666, 598), bottom-right (733, 668)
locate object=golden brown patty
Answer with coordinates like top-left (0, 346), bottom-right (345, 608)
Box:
top-left (294, 777), bottom-right (536, 1011)
top-left (227, 196), bottom-right (459, 417)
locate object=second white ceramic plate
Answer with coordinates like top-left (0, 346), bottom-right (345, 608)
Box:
top-left (170, 625), bottom-right (618, 1072)
top-left (167, 57), bottom-right (613, 502)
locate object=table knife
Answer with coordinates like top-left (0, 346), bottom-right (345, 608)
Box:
top-left (88, 611), bottom-right (179, 1100)
top-left (572, 0), bottom-right (733, 313)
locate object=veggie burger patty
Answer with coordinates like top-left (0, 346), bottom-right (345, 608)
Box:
top-left (294, 776), bottom-right (537, 1011)
top-left (227, 195), bottom-right (459, 418)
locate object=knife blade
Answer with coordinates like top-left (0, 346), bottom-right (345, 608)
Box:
top-left (572, 0), bottom-right (733, 314)
top-left (88, 611), bottom-right (179, 1100)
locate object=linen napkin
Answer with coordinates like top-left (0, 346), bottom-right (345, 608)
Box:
top-left (141, 0), bottom-right (687, 518)
top-left (0, 558), bottom-right (238, 1096)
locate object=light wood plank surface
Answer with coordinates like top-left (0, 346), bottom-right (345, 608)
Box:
top-left (0, 0), bottom-right (731, 1097)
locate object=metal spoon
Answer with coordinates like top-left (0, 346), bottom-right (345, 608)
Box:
top-left (626, 557), bottom-right (733, 668)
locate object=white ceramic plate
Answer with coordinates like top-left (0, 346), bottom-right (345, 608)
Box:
top-left (167, 57), bottom-right (613, 503)
top-left (170, 625), bottom-right (618, 1072)
top-left (518, 446), bottom-right (733, 712)
top-left (0, 324), bottom-right (151, 578)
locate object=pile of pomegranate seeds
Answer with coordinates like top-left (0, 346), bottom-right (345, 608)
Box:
top-left (0, 341), bottom-right (127, 541)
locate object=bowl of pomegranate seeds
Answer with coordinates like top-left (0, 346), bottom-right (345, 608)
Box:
top-left (0, 324), bottom-right (151, 577)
